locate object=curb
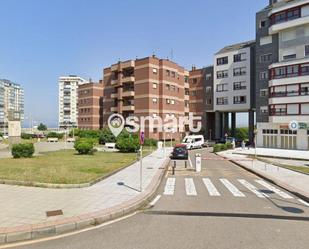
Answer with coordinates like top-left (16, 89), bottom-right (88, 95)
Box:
top-left (232, 151), bottom-right (309, 162)
top-left (218, 153), bottom-right (309, 203)
top-left (0, 156), bottom-right (171, 244)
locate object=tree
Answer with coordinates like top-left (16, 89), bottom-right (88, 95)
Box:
top-left (37, 123), bottom-right (47, 131)
top-left (99, 127), bottom-right (116, 144)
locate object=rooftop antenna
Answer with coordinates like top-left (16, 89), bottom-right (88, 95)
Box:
top-left (170, 48), bottom-right (174, 61)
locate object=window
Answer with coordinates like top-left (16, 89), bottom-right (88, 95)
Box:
top-left (270, 7), bottom-right (300, 25)
top-left (166, 70), bottom-right (170, 76)
top-left (260, 54), bottom-right (272, 63)
top-left (216, 83), bottom-right (228, 92)
top-left (233, 81), bottom-right (246, 90)
top-left (171, 71), bottom-right (176, 78)
top-left (260, 20), bottom-right (266, 28)
top-left (260, 36), bottom-right (272, 46)
top-left (191, 90), bottom-right (197, 96)
top-left (260, 106), bottom-right (268, 114)
top-left (260, 89), bottom-right (268, 97)
top-left (152, 83), bottom-right (157, 89)
top-left (171, 85), bottom-right (176, 91)
top-left (166, 84), bottom-right (170, 90)
top-left (152, 98), bottom-right (158, 104)
top-left (185, 88), bottom-right (190, 95)
top-left (192, 78), bottom-right (198, 84)
top-left (233, 67), bottom-right (246, 76)
top-left (166, 99), bottom-right (171, 104)
top-left (260, 71), bottom-right (269, 80)
top-left (217, 56), bottom-right (228, 65)
top-left (217, 70), bottom-right (228, 79)
top-left (184, 76), bottom-right (189, 83)
top-left (171, 99), bottom-right (175, 105)
top-left (206, 74), bottom-right (212, 80)
top-left (184, 100), bottom-right (189, 107)
top-left (152, 68), bottom-right (158, 74)
top-left (217, 97), bottom-right (228, 105)
top-left (233, 96), bottom-right (246, 104)
top-left (206, 98), bottom-right (212, 105)
top-left (206, 86), bottom-right (212, 93)
top-left (234, 53), bottom-right (246, 62)
top-left (305, 45), bottom-right (309, 57)
top-left (301, 84), bottom-right (309, 95)
top-left (283, 54), bottom-right (296, 60)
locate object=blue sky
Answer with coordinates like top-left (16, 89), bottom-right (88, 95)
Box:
top-left (0, 0), bottom-right (267, 127)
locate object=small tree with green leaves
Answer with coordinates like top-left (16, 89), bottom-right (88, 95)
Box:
top-left (37, 123), bottom-right (47, 131)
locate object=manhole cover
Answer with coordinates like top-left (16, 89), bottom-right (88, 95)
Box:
top-left (46, 209), bottom-right (63, 217)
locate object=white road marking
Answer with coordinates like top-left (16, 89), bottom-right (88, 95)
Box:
top-left (202, 178), bottom-right (221, 196)
top-left (255, 180), bottom-right (293, 199)
top-left (238, 179), bottom-right (268, 198)
top-left (298, 199), bottom-right (309, 207)
top-left (163, 178), bottom-right (176, 195)
top-left (149, 195), bottom-right (161, 206)
top-left (185, 178), bottom-right (197, 196)
top-left (220, 179), bottom-right (245, 197)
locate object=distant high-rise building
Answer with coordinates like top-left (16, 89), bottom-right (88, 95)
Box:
top-left (0, 79), bottom-right (24, 133)
top-left (58, 75), bottom-right (86, 129)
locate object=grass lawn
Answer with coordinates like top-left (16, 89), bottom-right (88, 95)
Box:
top-left (0, 149), bottom-right (153, 184)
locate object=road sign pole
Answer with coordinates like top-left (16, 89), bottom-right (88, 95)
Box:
top-left (140, 145), bottom-right (143, 192)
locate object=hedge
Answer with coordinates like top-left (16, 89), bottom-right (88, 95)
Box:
top-left (74, 138), bottom-right (96, 155)
top-left (11, 143), bottom-right (35, 158)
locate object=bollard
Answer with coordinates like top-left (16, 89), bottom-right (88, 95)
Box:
top-left (185, 160), bottom-right (187, 169)
top-left (172, 161), bottom-right (176, 175)
top-left (195, 154), bottom-right (201, 172)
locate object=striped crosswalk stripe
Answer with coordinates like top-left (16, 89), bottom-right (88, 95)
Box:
top-left (220, 179), bottom-right (245, 197)
top-left (298, 199), bottom-right (309, 207)
top-left (163, 178), bottom-right (176, 195)
top-left (202, 178), bottom-right (221, 196)
top-left (185, 178), bottom-right (197, 196)
top-left (238, 179), bottom-right (268, 198)
top-left (255, 180), bottom-right (293, 199)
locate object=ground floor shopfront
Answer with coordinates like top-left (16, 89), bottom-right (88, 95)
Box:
top-left (257, 122), bottom-right (309, 150)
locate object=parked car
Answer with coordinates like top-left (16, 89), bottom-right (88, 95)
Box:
top-left (182, 135), bottom-right (204, 150)
top-left (170, 144), bottom-right (189, 160)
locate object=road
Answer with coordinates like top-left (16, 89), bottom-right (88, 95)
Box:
top-left (5, 148), bottom-right (309, 249)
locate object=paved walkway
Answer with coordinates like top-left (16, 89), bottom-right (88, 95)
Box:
top-left (0, 148), bottom-right (171, 228)
top-left (232, 147), bottom-right (309, 160)
top-left (219, 150), bottom-right (309, 199)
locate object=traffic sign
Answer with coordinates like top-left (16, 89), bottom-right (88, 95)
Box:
top-left (140, 131), bottom-right (145, 145)
top-left (289, 121), bottom-right (299, 131)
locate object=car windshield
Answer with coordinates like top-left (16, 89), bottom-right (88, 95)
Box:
top-left (174, 147), bottom-right (186, 153)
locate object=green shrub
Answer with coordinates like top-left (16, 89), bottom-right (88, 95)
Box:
top-left (116, 130), bottom-right (140, 153)
top-left (11, 143), bottom-right (35, 158)
top-left (74, 138), bottom-right (96, 155)
top-left (47, 132), bottom-right (64, 139)
top-left (226, 142), bottom-right (233, 149)
top-left (143, 138), bottom-right (157, 147)
top-left (213, 143), bottom-right (230, 153)
top-left (69, 128), bottom-right (80, 138)
top-left (78, 130), bottom-right (100, 139)
top-left (99, 127), bottom-right (116, 144)
top-left (21, 133), bottom-right (32, 140)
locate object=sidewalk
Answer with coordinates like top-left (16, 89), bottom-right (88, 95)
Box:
top-left (232, 147), bottom-right (309, 160)
top-left (219, 150), bottom-right (309, 200)
top-left (0, 148), bottom-right (171, 243)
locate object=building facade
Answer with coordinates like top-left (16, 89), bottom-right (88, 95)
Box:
top-left (256, 0), bottom-right (309, 150)
top-left (0, 79), bottom-right (24, 133)
top-left (213, 41), bottom-right (256, 141)
top-left (58, 76), bottom-right (86, 129)
top-left (102, 56), bottom-right (187, 140)
top-left (77, 82), bottom-right (104, 130)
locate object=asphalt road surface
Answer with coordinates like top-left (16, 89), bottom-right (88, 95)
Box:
top-left (6, 148), bottom-right (309, 249)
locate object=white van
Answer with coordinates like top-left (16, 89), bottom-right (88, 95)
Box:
top-left (182, 135), bottom-right (204, 150)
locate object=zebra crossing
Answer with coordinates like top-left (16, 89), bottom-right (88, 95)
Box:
top-left (162, 177), bottom-right (308, 206)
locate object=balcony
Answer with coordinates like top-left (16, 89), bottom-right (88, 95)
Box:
top-left (122, 76), bottom-right (135, 83)
top-left (122, 60), bottom-right (135, 69)
top-left (111, 107), bottom-right (118, 112)
top-left (122, 90), bottom-right (134, 97)
top-left (111, 93), bottom-right (118, 98)
top-left (111, 79), bottom-right (118, 85)
top-left (123, 105), bottom-right (135, 111)
top-left (269, 15), bottom-right (309, 34)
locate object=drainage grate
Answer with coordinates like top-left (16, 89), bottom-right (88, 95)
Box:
top-left (46, 209), bottom-right (63, 217)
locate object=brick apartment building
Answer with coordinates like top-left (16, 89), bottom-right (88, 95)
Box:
top-left (77, 81), bottom-right (104, 130)
top-left (102, 56), bottom-right (189, 140)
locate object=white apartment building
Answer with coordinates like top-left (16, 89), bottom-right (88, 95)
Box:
top-left (0, 79), bottom-right (24, 133)
top-left (213, 41), bottom-right (256, 141)
top-left (214, 41), bottom-right (255, 112)
top-left (256, 0), bottom-right (309, 150)
top-left (58, 76), bottom-right (86, 129)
